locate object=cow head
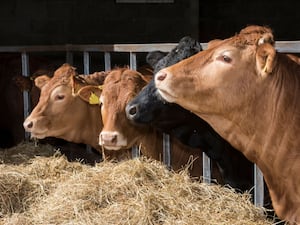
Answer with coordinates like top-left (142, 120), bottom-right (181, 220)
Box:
top-left (126, 36), bottom-right (202, 127)
top-left (23, 63), bottom-right (106, 148)
top-left (96, 68), bottom-right (149, 150)
top-left (155, 26), bottom-right (276, 120)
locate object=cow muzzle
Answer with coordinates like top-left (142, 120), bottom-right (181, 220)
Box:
top-left (99, 131), bottom-right (127, 151)
top-left (23, 117), bottom-right (49, 139)
top-left (155, 69), bottom-right (177, 103)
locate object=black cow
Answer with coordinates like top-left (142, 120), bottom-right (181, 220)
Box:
top-left (146, 51), bottom-right (167, 69)
top-left (148, 36), bottom-right (202, 74)
top-left (126, 37), bottom-right (254, 192)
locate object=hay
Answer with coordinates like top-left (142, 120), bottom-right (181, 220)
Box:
top-left (0, 141), bottom-right (55, 165)
top-left (0, 142), bottom-right (274, 225)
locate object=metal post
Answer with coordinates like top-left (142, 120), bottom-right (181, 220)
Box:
top-left (21, 52), bottom-right (31, 140)
top-left (254, 165), bottom-right (264, 207)
top-left (104, 52), bottom-right (111, 71)
top-left (83, 51), bottom-right (90, 74)
top-left (66, 51), bottom-right (74, 65)
top-left (129, 52), bottom-right (140, 157)
top-left (83, 51), bottom-right (94, 154)
top-left (163, 133), bottom-right (171, 168)
top-left (129, 52), bottom-right (137, 70)
top-left (131, 145), bottom-right (140, 158)
top-left (202, 152), bottom-right (211, 183)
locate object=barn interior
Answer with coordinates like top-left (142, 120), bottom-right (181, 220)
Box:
top-left (0, 1), bottom-right (299, 224)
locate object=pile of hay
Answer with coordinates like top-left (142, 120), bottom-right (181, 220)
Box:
top-left (0, 142), bottom-right (274, 225)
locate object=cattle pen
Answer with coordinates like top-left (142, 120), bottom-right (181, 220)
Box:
top-left (1, 40), bottom-right (300, 210)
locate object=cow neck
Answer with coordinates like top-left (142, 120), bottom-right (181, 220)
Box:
top-left (68, 101), bottom-right (101, 151)
top-left (201, 59), bottom-right (300, 222)
top-left (255, 63), bottom-right (300, 221)
top-left (139, 128), bottom-right (163, 160)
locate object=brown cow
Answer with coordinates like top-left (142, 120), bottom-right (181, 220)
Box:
top-left (80, 67), bottom-right (223, 180)
top-left (23, 63), bottom-right (131, 161)
top-left (155, 25), bottom-right (300, 224)
top-left (13, 70), bottom-right (104, 165)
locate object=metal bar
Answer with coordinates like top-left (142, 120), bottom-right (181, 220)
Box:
top-left (83, 51), bottom-right (94, 153)
top-left (254, 165), bottom-right (264, 207)
top-left (83, 51), bottom-right (90, 74)
top-left (129, 52), bottom-right (137, 70)
top-left (0, 41), bottom-right (299, 53)
top-left (66, 51), bottom-right (74, 65)
top-left (202, 152), bottom-right (211, 183)
top-left (114, 43), bottom-right (177, 52)
top-left (163, 133), bottom-right (171, 168)
top-left (21, 52), bottom-right (31, 140)
top-left (131, 145), bottom-right (139, 158)
top-left (129, 52), bottom-right (140, 157)
top-left (275, 41), bottom-right (300, 53)
top-left (104, 52), bottom-right (111, 71)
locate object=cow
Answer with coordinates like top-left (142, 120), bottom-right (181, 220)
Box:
top-left (145, 50), bottom-right (167, 69)
top-left (80, 67), bottom-right (223, 181)
top-left (23, 63), bottom-right (131, 161)
top-left (13, 69), bottom-right (103, 165)
top-left (126, 36), bottom-right (254, 192)
top-left (148, 36), bottom-right (202, 74)
top-left (154, 25), bottom-right (300, 224)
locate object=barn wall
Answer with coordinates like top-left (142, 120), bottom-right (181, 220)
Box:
top-left (0, 0), bottom-right (300, 46)
top-left (198, 0), bottom-right (300, 42)
top-left (0, 0), bottom-right (199, 45)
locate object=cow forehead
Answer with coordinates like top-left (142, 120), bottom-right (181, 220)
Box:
top-left (103, 69), bottom-right (146, 93)
top-left (102, 68), bottom-right (148, 113)
top-left (40, 75), bottom-right (72, 99)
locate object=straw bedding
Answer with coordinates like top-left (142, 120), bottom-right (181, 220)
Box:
top-left (0, 142), bottom-right (274, 225)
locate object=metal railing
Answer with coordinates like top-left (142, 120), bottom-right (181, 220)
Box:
top-left (2, 40), bottom-right (300, 207)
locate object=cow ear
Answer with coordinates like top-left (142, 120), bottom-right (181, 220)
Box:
top-left (34, 75), bottom-right (50, 89)
top-left (77, 85), bottom-right (103, 105)
top-left (13, 75), bottom-right (33, 91)
top-left (256, 43), bottom-right (276, 78)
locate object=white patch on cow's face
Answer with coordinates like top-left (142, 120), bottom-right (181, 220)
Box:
top-left (99, 131), bottom-right (128, 150)
top-left (99, 95), bottom-right (104, 109)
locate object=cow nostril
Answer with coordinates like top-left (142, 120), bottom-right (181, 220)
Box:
top-left (156, 71), bottom-right (167, 81)
top-left (111, 134), bottom-right (117, 143)
top-left (100, 132), bottom-right (118, 144)
top-left (27, 121), bottom-right (33, 129)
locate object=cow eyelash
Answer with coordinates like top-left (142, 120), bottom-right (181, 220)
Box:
top-left (218, 54), bottom-right (232, 63)
top-left (55, 94), bottom-right (65, 101)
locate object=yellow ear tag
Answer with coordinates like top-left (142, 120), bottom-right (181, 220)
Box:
top-left (89, 92), bottom-right (100, 105)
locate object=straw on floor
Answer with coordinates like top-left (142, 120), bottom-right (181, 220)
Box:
top-left (0, 142), bottom-right (274, 225)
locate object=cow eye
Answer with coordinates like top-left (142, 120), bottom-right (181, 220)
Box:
top-left (221, 54), bottom-right (232, 63)
top-left (55, 94), bottom-right (65, 101)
